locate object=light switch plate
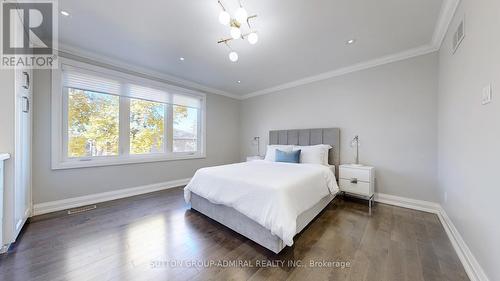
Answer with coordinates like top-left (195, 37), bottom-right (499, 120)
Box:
top-left (482, 84), bottom-right (492, 105)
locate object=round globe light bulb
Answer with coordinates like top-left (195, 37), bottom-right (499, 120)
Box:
top-left (229, 51), bottom-right (239, 62)
top-left (235, 7), bottom-right (248, 23)
top-left (230, 27), bottom-right (242, 39)
top-left (247, 32), bottom-right (258, 44)
top-left (218, 11), bottom-right (230, 25)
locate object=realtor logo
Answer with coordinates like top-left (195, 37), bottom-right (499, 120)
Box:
top-left (1, 0), bottom-right (58, 69)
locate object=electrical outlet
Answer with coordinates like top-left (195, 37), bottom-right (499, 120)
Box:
top-left (482, 84), bottom-right (492, 105)
top-left (444, 191), bottom-right (448, 203)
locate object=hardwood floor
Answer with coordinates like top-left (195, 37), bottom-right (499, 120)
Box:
top-left (0, 187), bottom-right (469, 281)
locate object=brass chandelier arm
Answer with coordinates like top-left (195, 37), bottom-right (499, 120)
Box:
top-left (230, 15), bottom-right (257, 29)
top-left (218, 0), bottom-right (226, 11)
top-left (217, 30), bottom-right (256, 44)
top-left (246, 14), bottom-right (257, 28)
top-left (216, 0), bottom-right (258, 61)
top-left (230, 19), bottom-right (241, 28)
top-left (218, 38), bottom-right (233, 44)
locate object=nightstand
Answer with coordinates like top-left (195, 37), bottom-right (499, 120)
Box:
top-left (246, 156), bottom-right (263, 162)
top-left (339, 164), bottom-right (375, 215)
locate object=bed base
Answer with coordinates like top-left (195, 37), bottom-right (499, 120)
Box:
top-left (190, 192), bottom-right (337, 254)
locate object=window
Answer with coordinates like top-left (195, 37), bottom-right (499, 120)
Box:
top-left (67, 88), bottom-right (120, 157)
top-left (173, 105), bottom-right (199, 153)
top-left (52, 58), bottom-right (206, 169)
top-left (130, 99), bottom-right (165, 154)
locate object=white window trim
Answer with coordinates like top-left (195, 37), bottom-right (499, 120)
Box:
top-left (51, 57), bottom-right (207, 170)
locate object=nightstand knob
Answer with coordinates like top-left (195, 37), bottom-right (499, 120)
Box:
top-left (350, 178), bottom-right (358, 184)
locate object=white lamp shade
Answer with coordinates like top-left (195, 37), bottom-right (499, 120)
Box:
top-left (235, 7), bottom-right (248, 23)
top-left (248, 32), bottom-right (258, 44)
top-left (230, 27), bottom-right (242, 39)
top-left (229, 51), bottom-right (239, 62)
top-left (218, 11), bottom-right (230, 25)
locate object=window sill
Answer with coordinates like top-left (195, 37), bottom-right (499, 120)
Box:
top-left (51, 153), bottom-right (206, 170)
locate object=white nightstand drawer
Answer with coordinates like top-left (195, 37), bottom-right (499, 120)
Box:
top-left (340, 168), bottom-right (370, 182)
top-left (339, 179), bottom-right (371, 196)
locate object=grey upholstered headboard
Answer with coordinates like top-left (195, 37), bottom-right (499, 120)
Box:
top-left (269, 128), bottom-right (340, 173)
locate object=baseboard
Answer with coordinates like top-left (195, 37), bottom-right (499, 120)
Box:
top-left (374, 193), bottom-right (441, 214)
top-left (436, 207), bottom-right (490, 281)
top-left (32, 178), bottom-right (191, 216)
top-left (374, 192), bottom-right (489, 281)
top-left (0, 245), bottom-right (9, 254)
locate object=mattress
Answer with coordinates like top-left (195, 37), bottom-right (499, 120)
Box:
top-left (184, 160), bottom-right (339, 246)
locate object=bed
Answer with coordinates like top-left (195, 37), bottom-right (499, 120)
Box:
top-left (185, 128), bottom-right (340, 253)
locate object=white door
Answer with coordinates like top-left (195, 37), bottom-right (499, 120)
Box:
top-left (14, 69), bottom-right (32, 237)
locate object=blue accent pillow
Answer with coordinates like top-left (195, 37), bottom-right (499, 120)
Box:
top-left (275, 149), bottom-right (301, 163)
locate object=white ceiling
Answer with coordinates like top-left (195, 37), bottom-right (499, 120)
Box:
top-left (59, 0), bottom-right (448, 97)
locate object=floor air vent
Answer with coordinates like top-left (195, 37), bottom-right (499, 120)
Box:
top-left (67, 205), bottom-right (97, 215)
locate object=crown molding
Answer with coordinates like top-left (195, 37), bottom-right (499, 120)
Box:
top-left (56, 0), bottom-right (460, 101)
top-left (56, 43), bottom-right (241, 100)
top-left (242, 44), bottom-right (439, 99)
top-left (432, 0), bottom-right (461, 49)
top-left (240, 0), bottom-right (460, 100)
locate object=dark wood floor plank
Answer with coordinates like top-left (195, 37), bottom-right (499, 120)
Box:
top-left (0, 187), bottom-right (469, 281)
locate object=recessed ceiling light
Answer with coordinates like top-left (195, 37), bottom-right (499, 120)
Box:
top-left (346, 39), bottom-right (356, 45)
top-left (60, 11), bottom-right (70, 16)
top-left (179, 57), bottom-right (185, 61)
top-left (237, 80), bottom-right (241, 84)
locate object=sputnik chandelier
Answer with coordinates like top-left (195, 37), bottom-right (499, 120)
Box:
top-left (216, 0), bottom-right (258, 62)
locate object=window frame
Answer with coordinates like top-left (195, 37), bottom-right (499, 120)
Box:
top-left (51, 58), bottom-right (206, 170)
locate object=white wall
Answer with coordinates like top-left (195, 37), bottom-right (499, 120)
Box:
top-left (32, 65), bottom-right (241, 204)
top-left (438, 0), bottom-right (500, 280)
top-left (0, 70), bottom-right (16, 246)
top-left (0, 70), bottom-right (15, 151)
top-left (0, 70), bottom-right (15, 191)
top-left (241, 53), bottom-right (439, 202)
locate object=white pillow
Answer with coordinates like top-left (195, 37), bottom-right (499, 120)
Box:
top-left (293, 144), bottom-right (332, 165)
top-left (264, 145), bottom-right (294, 162)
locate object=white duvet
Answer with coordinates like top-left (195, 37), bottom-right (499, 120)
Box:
top-left (184, 160), bottom-right (339, 246)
